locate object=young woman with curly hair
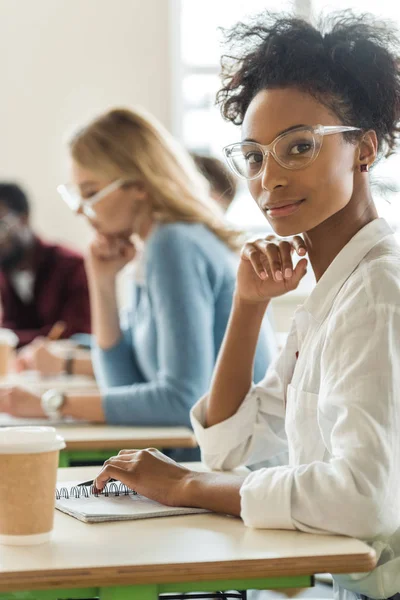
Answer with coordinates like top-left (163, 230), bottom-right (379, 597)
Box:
top-left (92, 13), bottom-right (400, 599)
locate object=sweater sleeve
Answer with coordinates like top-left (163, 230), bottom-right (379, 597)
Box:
top-left (101, 228), bottom-right (216, 427)
top-left (92, 323), bottom-right (145, 388)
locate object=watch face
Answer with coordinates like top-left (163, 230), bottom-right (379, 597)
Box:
top-left (45, 391), bottom-right (63, 412)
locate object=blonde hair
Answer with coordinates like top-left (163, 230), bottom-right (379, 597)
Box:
top-left (68, 107), bottom-right (243, 251)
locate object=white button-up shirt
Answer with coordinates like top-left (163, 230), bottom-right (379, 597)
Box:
top-left (191, 218), bottom-right (400, 599)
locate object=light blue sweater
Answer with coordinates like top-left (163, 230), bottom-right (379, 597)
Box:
top-left (93, 222), bottom-right (275, 435)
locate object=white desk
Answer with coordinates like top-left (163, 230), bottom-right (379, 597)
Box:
top-left (0, 466), bottom-right (376, 599)
top-left (0, 371), bottom-right (98, 394)
top-left (0, 372), bottom-right (198, 465)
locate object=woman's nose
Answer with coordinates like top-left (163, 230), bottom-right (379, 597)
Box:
top-left (260, 153), bottom-right (289, 192)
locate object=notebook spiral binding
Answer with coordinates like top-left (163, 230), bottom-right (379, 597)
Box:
top-left (56, 482), bottom-right (137, 500)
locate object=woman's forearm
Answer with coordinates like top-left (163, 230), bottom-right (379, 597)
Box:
top-left (62, 392), bottom-right (106, 422)
top-left (206, 294), bottom-right (269, 428)
top-left (88, 276), bottom-right (121, 349)
top-left (183, 471), bottom-right (245, 516)
top-left (71, 355), bottom-right (94, 377)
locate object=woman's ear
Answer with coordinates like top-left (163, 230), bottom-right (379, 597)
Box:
top-left (355, 130), bottom-right (378, 171)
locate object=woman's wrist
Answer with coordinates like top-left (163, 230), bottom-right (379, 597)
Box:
top-left (180, 471), bottom-right (244, 517)
top-left (54, 353), bottom-right (65, 374)
top-left (88, 272), bottom-right (117, 295)
top-left (233, 291), bottom-right (270, 316)
top-left (61, 392), bottom-right (105, 422)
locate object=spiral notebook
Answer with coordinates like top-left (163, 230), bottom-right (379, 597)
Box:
top-left (55, 480), bottom-right (208, 523)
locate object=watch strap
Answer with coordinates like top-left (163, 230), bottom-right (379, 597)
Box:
top-left (64, 351), bottom-right (75, 376)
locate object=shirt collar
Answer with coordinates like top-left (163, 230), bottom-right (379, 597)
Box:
top-left (302, 218), bottom-right (393, 323)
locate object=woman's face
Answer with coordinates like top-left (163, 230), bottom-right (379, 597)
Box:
top-left (71, 161), bottom-right (148, 240)
top-left (243, 88), bottom-right (360, 237)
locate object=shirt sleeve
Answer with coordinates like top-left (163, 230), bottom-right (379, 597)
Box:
top-left (240, 306), bottom-right (400, 542)
top-left (100, 229), bottom-right (216, 427)
top-left (190, 352), bottom-right (288, 470)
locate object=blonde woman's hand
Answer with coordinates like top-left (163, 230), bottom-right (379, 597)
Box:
top-left (85, 234), bottom-right (137, 285)
top-left (0, 386), bottom-right (43, 418)
top-left (236, 234), bottom-right (308, 304)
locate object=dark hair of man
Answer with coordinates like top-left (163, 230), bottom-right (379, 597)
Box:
top-left (192, 153), bottom-right (238, 204)
top-left (0, 183), bottom-right (30, 216)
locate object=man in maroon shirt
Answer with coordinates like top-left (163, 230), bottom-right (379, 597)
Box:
top-left (0, 183), bottom-right (91, 347)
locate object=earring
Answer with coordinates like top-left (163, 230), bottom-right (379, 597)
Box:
top-left (360, 164), bottom-right (369, 172)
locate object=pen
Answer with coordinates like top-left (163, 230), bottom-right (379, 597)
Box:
top-left (77, 478), bottom-right (117, 487)
top-left (47, 321), bottom-right (66, 341)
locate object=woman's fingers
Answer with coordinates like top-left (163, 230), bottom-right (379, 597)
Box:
top-left (291, 258), bottom-right (308, 286)
top-left (292, 236), bottom-right (307, 256)
top-left (105, 453), bottom-right (133, 463)
top-left (243, 234), bottom-right (309, 283)
top-left (117, 447), bottom-right (157, 455)
top-left (94, 462), bottom-right (129, 490)
top-left (253, 240), bottom-right (293, 282)
top-left (277, 241), bottom-right (293, 279)
top-left (265, 243), bottom-right (283, 281)
top-left (95, 449), bottom-right (159, 490)
top-left (241, 243), bottom-right (268, 280)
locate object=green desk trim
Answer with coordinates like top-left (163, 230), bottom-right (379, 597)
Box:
top-left (0, 575), bottom-right (313, 599)
top-left (59, 450), bottom-right (124, 468)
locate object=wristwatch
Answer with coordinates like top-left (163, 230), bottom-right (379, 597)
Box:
top-left (41, 389), bottom-right (66, 421)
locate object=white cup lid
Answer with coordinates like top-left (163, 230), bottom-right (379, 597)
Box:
top-left (0, 427), bottom-right (66, 454)
top-left (0, 328), bottom-right (19, 348)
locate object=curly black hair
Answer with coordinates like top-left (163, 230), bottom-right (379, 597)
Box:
top-left (217, 12), bottom-right (400, 157)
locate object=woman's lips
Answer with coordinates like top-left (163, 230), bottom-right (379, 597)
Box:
top-left (266, 199), bottom-right (305, 218)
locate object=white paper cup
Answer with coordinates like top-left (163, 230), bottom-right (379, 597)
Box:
top-left (0, 426), bottom-right (65, 545)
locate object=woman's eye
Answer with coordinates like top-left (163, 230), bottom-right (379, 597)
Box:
top-left (288, 143), bottom-right (312, 156)
top-left (82, 191), bottom-right (98, 200)
top-left (245, 152), bottom-right (263, 165)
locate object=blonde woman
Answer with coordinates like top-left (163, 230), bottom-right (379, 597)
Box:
top-left (1, 108), bottom-right (275, 458)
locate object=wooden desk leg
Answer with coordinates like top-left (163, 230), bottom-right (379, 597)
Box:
top-left (100, 584), bottom-right (158, 599)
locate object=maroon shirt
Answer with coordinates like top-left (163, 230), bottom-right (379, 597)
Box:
top-left (0, 237), bottom-right (91, 347)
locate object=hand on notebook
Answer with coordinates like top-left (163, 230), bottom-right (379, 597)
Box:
top-left (0, 386), bottom-right (43, 418)
top-left (94, 448), bottom-right (194, 507)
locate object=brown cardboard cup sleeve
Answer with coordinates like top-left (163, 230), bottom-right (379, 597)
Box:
top-left (0, 426), bottom-right (65, 545)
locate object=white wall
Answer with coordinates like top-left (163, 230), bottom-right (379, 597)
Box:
top-left (0, 0), bottom-right (172, 251)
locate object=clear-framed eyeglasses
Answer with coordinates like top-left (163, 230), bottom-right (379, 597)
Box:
top-left (57, 179), bottom-right (126, 218)
top-left (223, 125), bottom-right (361, 180)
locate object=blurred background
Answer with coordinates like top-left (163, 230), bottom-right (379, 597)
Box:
top-left (0, 0), bottom-right (399, 329)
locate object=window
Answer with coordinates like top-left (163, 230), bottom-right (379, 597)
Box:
top-left (178, 0), bottom-right (400, 231)
top-left (179, 0), bottom-right (298, 230)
